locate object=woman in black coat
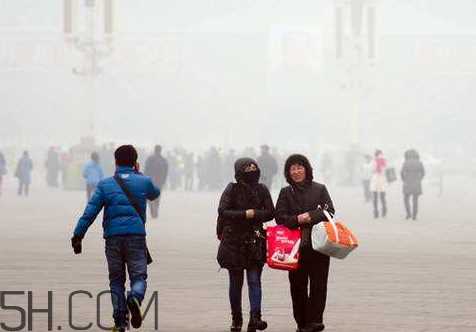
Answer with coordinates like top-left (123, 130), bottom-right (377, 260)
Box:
top-left (217, 158), bottom-right (275, 332)
top-left (275, 154), bottom-right (335, 332)
top-left (401, 149), bottom-right (425, 220)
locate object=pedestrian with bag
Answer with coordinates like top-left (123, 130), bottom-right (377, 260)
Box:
top-left (275, 154), bottom-right (335, 332)
top-left (71, 145), bottom-right (160, 332)
top-left (217, 158), bottom-right (275, 332)
top-left (370, 149), bottom-right (388, 219)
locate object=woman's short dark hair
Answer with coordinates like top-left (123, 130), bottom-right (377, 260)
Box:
top-left (284, 154), bottom-right (314, 184)
top-left (114, 145), bottom-right (138, 167)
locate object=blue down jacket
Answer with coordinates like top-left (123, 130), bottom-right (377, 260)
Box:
top-left (73, 166), bottom-right (160, 239)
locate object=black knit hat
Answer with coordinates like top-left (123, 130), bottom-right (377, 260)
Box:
top-left (284, 154), bottom-right (314, 185)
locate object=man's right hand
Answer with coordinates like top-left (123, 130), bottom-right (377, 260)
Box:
top-left (71, 235), bottom-right (83, 254)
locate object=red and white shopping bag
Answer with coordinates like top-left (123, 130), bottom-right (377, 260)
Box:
top-left (266, 225), bottom-right (301, 271)
top-left (311, 210), bottom-right (359, 259)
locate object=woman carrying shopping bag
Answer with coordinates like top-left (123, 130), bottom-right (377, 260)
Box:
top-left (217, 158), bottom-right (275, 332)
top-left (275, 154), bottom-right (335, 332)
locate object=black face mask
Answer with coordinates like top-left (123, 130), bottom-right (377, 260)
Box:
top-left (242, 170), bottom-right (260, 185)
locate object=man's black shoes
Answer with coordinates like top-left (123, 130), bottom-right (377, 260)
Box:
top-left (127, 296), bottom-right (143, 329)
top-left (71, 235), bottom-right (83, 254)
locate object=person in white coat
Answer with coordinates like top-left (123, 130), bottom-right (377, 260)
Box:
top-left (370, 150), bottom-right (388, 218)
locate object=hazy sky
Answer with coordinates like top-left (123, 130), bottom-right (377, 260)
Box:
top-left (1, 0), bottom-right (475, 154)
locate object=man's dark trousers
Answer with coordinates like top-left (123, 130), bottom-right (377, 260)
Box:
top-left (105, 235), bottom-right (148, 328)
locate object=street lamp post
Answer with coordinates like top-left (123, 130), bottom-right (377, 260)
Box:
top-left (64, 0), bottom-right (115, 139)
top-left (334, 0), bottom-right (378, 145)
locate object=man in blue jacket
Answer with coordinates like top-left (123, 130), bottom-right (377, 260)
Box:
top-left (72, 145), bottom-right (160, 332)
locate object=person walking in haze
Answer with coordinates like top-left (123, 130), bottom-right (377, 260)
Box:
top-left (257, 145), bottom-right (278, 191)
top-left (207, 147), bottom-right (224, 190)
top-left (401, 149), bottom-right (425, 220)
top-left (370, 150), bottom-right (388, 219)
top-left (82, 152), bottom-right (104, 201)
top-left (223, 149), bottom-right (237, 183)
top-left (183, 152), bottom-right (194, 191)
top-left (0, 151), bottom-right (7, 196)
top-left (15, 151), bottom-right (33, 196)
top-left (275, 154), bottom-right (335, 332)
top-left (71, 145), bottom-right (160, 332)
top-left (144, 145), bottom-right (168, 218)
top-left (360, 154), bottom-right (373, 203)
top-left (166, 151), bottom-right (179, 190)
top-left (217, 158), bottom-right (274, 332)
top-left (45, 147), bottom-right (60, 187)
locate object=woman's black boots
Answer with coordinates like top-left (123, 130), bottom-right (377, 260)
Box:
top-left (230, 312), bottom-right (243, 332)
top-left (247, 311), bottom-right (267, 332)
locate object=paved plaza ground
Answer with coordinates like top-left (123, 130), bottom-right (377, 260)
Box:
top-left (0, 175), bottom-right (475, 331)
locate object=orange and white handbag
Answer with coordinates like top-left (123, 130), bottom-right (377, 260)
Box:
top-left (311, 210), bottom-right (358, 259)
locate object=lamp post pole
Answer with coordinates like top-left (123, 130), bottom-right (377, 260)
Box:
top-left (64, 0), bottom-right (114, 140)
top-left (334, 0), bottom-right (378, 145)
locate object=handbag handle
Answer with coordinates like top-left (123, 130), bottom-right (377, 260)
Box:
top-left (322, 209), bottom-right (340, 243)
top-left (322, 209), bottom-right (356, 246)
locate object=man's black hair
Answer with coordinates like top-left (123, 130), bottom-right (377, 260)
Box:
top-left (154, 145), bottom-right (162, 154)
top-left (114, 145), bottom-right (138, 167)
top-left (91, 152), bottom-right (99, 162)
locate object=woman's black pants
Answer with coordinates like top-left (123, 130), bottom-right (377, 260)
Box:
top-left (288, 248), bottom-right (330, 328)
top-left (404, 193), bottom-right (419, 219)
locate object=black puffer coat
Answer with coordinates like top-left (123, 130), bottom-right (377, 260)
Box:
top-left (401, 150), bottom-right (425, 195)
top-left (216, 158), bottom-right (275, 270)
top-left (275, 154), bottom-right (335, 249)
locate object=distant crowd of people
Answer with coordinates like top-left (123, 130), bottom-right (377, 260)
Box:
top-left (152, 145), bottom-right (280, 192)
top-left (0, 145), bottom-right (426, 221)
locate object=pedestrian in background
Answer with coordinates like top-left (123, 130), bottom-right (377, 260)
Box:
top-left (257, 145), bottom-right (278, 191)
top-left (82, 152), bottom-right (104, 201)
top-left (0, 151), bottom-right (7, 196)
top-left (144, 145), bottom-right (168, 218)
top-left (401, 149), bottom-right (425, 220)
top-left (15, 151), bottom-right (33, 196)
top-left (370, 150), bottom-right (388, 219)
top-left (360, 154), bottom-right (373, 203)
top-left (45, 147), bottom-right (60, 187)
